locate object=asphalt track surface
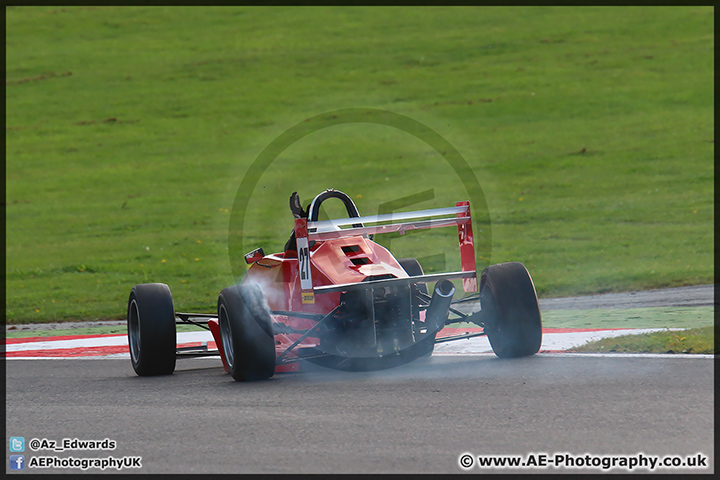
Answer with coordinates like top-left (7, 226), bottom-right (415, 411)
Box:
top-left (539, 284), bottom-right (714, 310)
top-left (5, 285), bottom-right (715, 474)
top-left (6, 354), bottom-right (714, 474)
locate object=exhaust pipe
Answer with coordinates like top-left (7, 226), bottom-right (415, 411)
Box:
top-left (424, 279), bottom-right (455, 332)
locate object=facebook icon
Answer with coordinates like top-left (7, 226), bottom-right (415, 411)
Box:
top-left (10, 455), bottom-right (25, 470)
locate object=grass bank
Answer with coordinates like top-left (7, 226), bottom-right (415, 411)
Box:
top-left (570, 326), bottom-right (715, 354)
top-left (6, 6), bottom-right (714, 323)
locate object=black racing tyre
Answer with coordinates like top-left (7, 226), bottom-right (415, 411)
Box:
top-left (127, 283), bottom-right (177, 376)
top-left (218, 283), bottom-right (276, 382)
top-left (480, 262), bottom-right (542, 358)
top-left (398, 257), bottom-right (429, 296)
top-left (398, 257), bottom-right (433, 357)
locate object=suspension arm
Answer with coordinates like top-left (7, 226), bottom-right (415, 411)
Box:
top-left (276, 305), bottom-right (340, 363)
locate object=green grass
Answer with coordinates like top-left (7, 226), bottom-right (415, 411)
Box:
top-left (6, 6), bottom-right (714, 323)
top-left (570, 326), bottom-right (715, 354)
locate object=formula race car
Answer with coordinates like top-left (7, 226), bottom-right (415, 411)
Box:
top-left (127, 189), bottom-right (542, 381)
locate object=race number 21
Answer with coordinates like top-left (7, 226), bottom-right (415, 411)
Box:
top-left (296, 237), bottom-right (313, 291)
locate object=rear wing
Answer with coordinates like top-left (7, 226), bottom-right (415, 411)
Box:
top-left (294, 201), bottom-right (477, 295)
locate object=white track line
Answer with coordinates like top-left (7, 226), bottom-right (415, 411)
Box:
top-left (5, 331), bottom-right (214, 353)
top-left (433, 328), bottom-right (680, 355)
top-left (5, 353), bottom-right (713, 360)
top-left (5, 328), bottom-right (710, 360)
top-left (537, 352), bottom-right (715, 359)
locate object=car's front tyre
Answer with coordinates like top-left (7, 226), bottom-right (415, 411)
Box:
top-left (127, 283), bottom-right (177, 376)
top-left (217, 283), bottom-right (276, 381)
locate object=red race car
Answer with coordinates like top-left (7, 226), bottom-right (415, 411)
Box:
top-left (127, 189), bottom-right (542, 381)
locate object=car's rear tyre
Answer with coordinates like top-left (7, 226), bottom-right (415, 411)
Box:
top-left (480, 262), bottom-right (542, 358)
top-left (127, 283), bottom-right (177, 376)
top-left (398, 257), bottom-right (434, 357)
top-left (398, 257), bottom-right (429, 296)
top-left (218, 283), bottom-right (276, 381)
